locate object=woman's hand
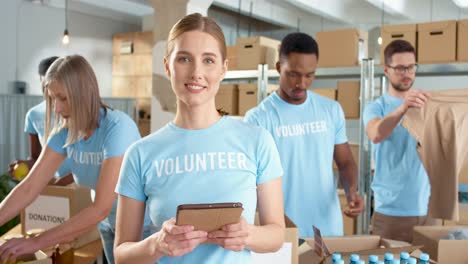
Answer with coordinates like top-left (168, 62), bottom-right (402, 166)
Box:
top-left (207, 217), bottom-right (251, 252)
top-left (152, 218), bottom-right (208, 258)
top-left (0, 237), bottom-right (42, 263)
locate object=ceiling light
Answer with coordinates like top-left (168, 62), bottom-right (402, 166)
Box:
top-left (62, 0), bottom-right (70, 45)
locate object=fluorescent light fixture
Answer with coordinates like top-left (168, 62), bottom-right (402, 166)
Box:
top-left (453, 0), bottom-right (468, 8)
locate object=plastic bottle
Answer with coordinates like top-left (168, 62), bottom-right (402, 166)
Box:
top-left (358, 261), bottom-right (365, 264)
top-left (350, 254), bottom-right (360, 264)
top-left (392, 260), bottom-right (400, 264)
top-left (419, 253), bottom-right (430, 264)
top-left (400, 252), bottom-right (410, 264)
top-left (408, 257), bottom-right (417, 264)
top-left (332, 253), bottom-right (342, 263)
top-left (384, 253), bottom-right (394, 264)
top-left (369, 254), bottom-right (379, 264)
top-left (337, 260), bottom-right (345, 264)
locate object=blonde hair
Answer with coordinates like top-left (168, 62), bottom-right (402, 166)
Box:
top-left (43, 55), bottom-right (107, 147)
top-left (166, 13), bottom-right (226, 60)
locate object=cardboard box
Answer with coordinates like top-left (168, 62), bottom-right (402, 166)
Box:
top-left (413, 226), bottom-right (468, 264)
top-left (112, 76), bottom-right (152, 98)
top-left (21, 184), bottom-right (100, 248)
top-left (227, 45), bottom-right (237, 70)
top-left (236, 36), bottom-right (280, 70)
top-left (316, 29), bottom-right (368, 67)
top-left (311, 88), bottom-right (337, 100)
top-left (380, 24), bottom-right (417, 64)
top-left (457, 19), bottom-right (468, 62)
top-left (112, 55), bottom-right (152, 76)
top-left (253, 214), bottom-right (298, 264)
top-left (133, 31), bottom-right (153, 54)
top-left (238, 83), bottom-right (258, 116)
top-left (267, 84), bottom-right (279, 95)
top-left (443, 203), bottom-right (468, 225)
top-left (113, 32), bottom-right (153, 55)
top-left (216, 84), bottom-right (239, 115)
top-left (337, 81), bottom-right (360, 119)
top-left (298, 234), bottom-right (420, 264)
top-left (418, 20), bottom-right (457, 64)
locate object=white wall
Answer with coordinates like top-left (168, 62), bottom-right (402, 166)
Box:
top-left (0, 0), bottom-right (140, 96)
top-left (0, 1), bottom-right (19, 95)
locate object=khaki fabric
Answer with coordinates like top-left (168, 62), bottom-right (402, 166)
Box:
top-left (402, 89), bottom-right (468, 220)
top-left (371, 212), bottom-right (440, 243)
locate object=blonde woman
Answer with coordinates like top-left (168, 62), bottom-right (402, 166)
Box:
top-left (0, 55), bottom-right (151, 264)
top-left (114, 13), bottom-right (285, 264)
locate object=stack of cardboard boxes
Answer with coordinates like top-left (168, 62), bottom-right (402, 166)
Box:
top-left (112, 31), bottom-right (153, 136)
top-left (380, 19), bottom-right (468, 64)
top-left (316, 28), bottom-right (368, 68)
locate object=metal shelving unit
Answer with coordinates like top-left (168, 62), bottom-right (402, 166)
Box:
top-left (224, 61), bottom-right (468, 235)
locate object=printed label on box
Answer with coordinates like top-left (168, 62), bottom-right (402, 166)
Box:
top-left (24, 195), bottom-right (70, 231)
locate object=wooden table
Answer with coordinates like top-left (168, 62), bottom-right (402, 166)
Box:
top-left (1, 225), bottom-right (103, 264)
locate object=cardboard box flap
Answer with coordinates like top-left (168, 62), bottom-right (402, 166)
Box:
top-left (311, 235), bottom-right (381, 253)
top-left (413, 225), bottom-right (468, 262)
top-left (311, 226), bottom-right (421, 261)
top-left (417, 20), bottom-right (457, 32)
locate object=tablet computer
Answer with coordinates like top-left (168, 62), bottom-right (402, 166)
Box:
top-left (176, 202), bottom-right (244, 232)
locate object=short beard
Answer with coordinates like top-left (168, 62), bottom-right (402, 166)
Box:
top-left (391, 80), bottom-right (414, 92)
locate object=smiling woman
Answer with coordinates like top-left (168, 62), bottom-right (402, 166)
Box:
top-left (114, 13), bottom-right (286, 264)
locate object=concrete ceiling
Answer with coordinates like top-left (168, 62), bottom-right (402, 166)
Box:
top-left (29, 0), bottom-right (468, 29)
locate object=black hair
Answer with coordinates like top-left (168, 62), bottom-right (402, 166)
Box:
top-left (384, 39), bottom-right (415, 65)
top-left (38, 56), bottom-right (59, 77)
top-left (279, 32), bottom-right (319, 59)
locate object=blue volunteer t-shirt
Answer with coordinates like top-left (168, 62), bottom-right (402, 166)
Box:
top-left (363, 93), bottom-right (430, 216)
top-left (47, 107), bottom-right (143, 227)
top-left (24, 101), bottom-right (72, 177)
top-left (245, 91), bottom-right (347, 238)
top-left (116, 116), bottom-right (283, 264)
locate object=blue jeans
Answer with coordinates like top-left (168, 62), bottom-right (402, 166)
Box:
top-left (98, 221), bottom-right (156, 264)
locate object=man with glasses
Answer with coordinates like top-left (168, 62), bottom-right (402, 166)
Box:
top-left (363, 39), bottom-right (432, 242)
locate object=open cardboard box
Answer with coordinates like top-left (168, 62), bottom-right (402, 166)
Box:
top-left (298, 226), bottom-right (421, 264)
top-left (252, 214), bottom-right (298, 264)
top-left (21, 184), bottom-right (100, 248)
top-left (413, 225), bottom-right (468, 264)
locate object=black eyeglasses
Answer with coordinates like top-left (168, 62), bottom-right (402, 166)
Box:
top-left (387, 64), bottom-right (418, 74)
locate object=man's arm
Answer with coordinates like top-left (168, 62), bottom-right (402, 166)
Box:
top-left (366, 89), bottom-right (431, 143)
top-left (334, 143), bottom-right (364, 218)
